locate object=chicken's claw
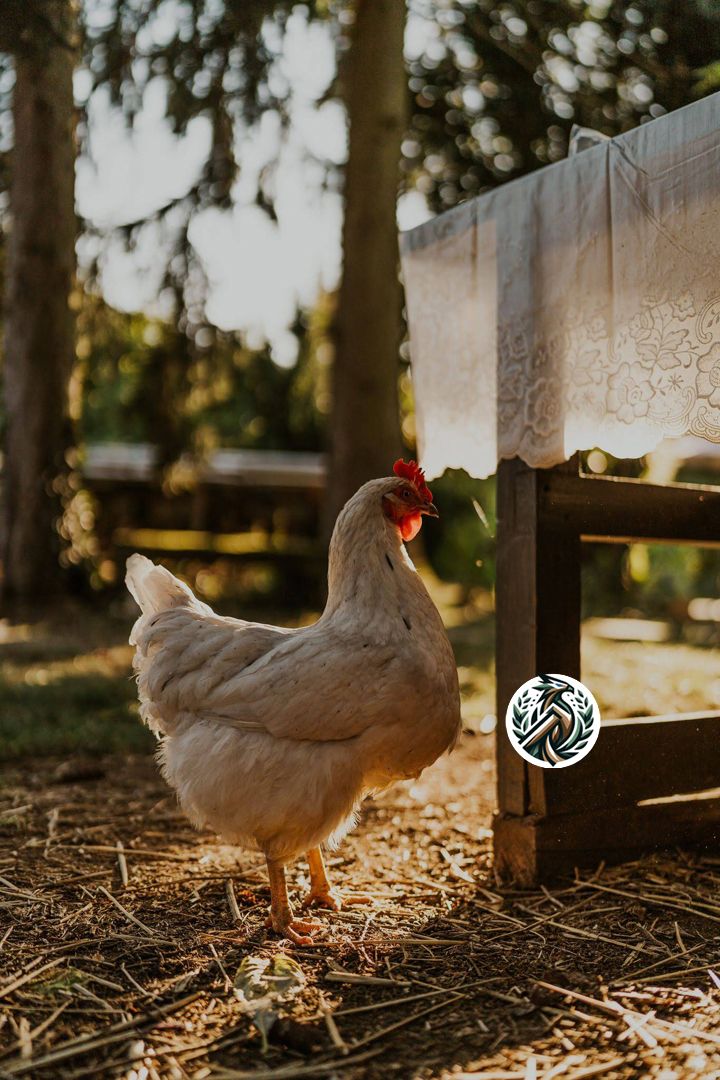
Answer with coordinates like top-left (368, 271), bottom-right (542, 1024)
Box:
top-left (304, 849), bottom-right (374, 912)
top-left (265, 911), bottom-right (323, 947)
top-left (302, 888), bottom-right (373, 912)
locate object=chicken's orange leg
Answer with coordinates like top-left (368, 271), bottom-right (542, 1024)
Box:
top-left (264, 857), bottom-right (322, 946)
top-left (302, 847), bottom-right (372, 911)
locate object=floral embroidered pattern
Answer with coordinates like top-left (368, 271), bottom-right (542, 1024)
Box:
top-left (513, 294), bottom-right (720, 461)
top-left (526, 378), bottom-right (563, 439)
top-left (607, 363), bottom-right (653, 424)
top-left (404, 238), bottom-right (720, 474)
top-left (696, 344), bottom-right (720, 407)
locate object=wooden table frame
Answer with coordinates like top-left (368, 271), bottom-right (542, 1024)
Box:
top-left (493, 455), bottom-right (720, 884)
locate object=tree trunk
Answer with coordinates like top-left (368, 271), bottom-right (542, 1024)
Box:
top-left (325, 0), bottom-right (406, 530)
top-left (1, 2), bottom-right (78, 608)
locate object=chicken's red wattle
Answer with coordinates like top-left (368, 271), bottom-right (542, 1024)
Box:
top-left (399, 511), bottom-right (422, 542)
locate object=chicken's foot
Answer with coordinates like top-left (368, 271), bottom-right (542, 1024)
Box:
top-left (264, 857), bottom-right (322, 946)
top-left (302, 847), bottom-right (373, 911)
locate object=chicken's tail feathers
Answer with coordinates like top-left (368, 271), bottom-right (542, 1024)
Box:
top-left (126, 554), bottom-right (197, 614)
top-left (126, 554), bottom-right (210, 646)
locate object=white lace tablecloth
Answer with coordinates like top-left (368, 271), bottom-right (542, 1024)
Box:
top-left (400, 93), bottom-right (720, 480)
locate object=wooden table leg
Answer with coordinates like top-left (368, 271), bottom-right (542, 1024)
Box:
top-left (493, 456), bottom-right (581, 883)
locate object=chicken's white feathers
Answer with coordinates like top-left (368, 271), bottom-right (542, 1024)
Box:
top-left (126, 553), bottom-right (213, 645)
top-left (126, 476), bottom-right (461, 863)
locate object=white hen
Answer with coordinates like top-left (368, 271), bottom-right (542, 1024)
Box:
top-left (127, 460), bottom-right (460, 943)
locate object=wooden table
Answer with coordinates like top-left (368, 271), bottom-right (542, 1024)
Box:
top-left (494, 454), bottom-right (720, 883)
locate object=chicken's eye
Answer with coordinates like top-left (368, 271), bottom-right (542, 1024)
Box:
top-left (400, 488), bottom-right (413, 501)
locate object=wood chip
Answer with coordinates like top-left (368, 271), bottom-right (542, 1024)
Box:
top-left (115, 841), bottom-right (128, 888)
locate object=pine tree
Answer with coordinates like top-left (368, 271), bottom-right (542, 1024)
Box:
top-left (1, 0), bottom-right (79, 607)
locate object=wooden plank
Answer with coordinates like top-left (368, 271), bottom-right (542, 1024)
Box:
top-left (541, 711), bottom-right (720, 816)
top-left (495, 459), bottom-right (533, 817)
top-left (540, 471), bottom-right (720, 545)
top-left (495, 458), bottom-right (582, 821)
top-left (493, 813), bottom-right (539, 885)
top-left (526, 488), bottom-right (581, 815)
top-left (494, 795), bottom-right (720, 884)
top-left (494, 460), bottom-right (720, 883)
top-left (538, 796), bottom-right (720, 873)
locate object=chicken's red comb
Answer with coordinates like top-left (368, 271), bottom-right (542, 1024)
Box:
top-left (393, 459), bottom-right (433, 502)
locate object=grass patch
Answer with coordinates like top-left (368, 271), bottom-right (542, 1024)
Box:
top-left (0, 610), bottom-right (153, 760)
top-left (0, 671), bottom-right (152, 759)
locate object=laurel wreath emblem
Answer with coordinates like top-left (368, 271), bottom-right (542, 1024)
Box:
top-left (510, 675), bottom-right (597, 767)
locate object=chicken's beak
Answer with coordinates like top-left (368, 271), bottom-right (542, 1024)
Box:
top-left (422, 502), bottom-right (439, 518)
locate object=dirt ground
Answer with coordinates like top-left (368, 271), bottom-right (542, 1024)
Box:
top-left (1, 598), bottom-right (720, 1079)
top-left (1, 732), bottom-right (720, 1080)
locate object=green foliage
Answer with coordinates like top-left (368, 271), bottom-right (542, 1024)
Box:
top-left (423, 469), bottom-right (496, 592)
top-left (694, 60), bottom-right (720, 95)
top-left (626, 543), bottom-right (720, 621)
top-left (404, 0), bottom-right (720, 211)
top-left (189, 313), bottom-right (328, 453)
top-left (77, 300), bottom-right (164, 444)
top-left (77, 295), bottom-right (328, 455)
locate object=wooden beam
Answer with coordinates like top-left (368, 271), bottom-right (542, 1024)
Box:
top-left (540, 711), bottom-right (720, 816)
top-left (540, 471), bottom-right (720, 545)
top-left (494, 460), bottom-right (720, 884)
top-left (495, 459), bottom-right (532, 817)
top-left (495, 458), bottom-right (581, 822)
top-left (493, 813), bottom-right (539, 886)
top-left (494, 796), bottom-right (720, 885)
